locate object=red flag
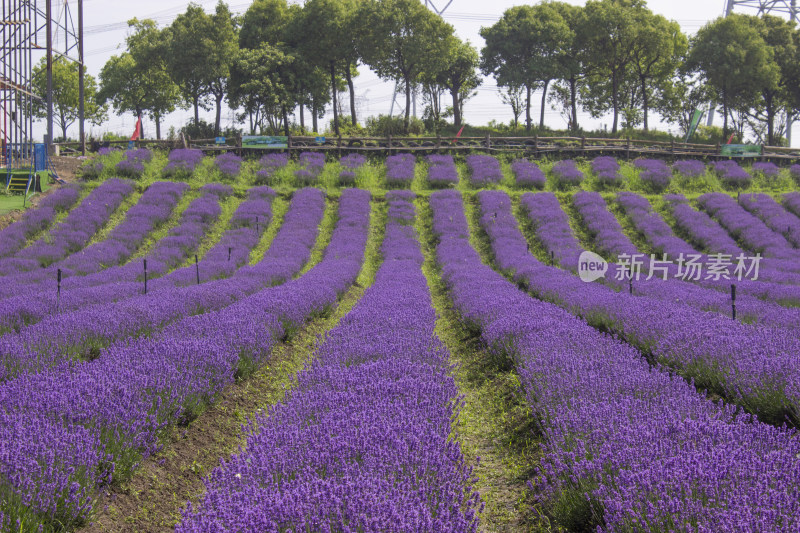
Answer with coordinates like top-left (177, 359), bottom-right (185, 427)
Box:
top-left (726, 133), bottom-right (735, 144)
top-left (130, 116), bottom-right (142, 141)
top-left (452, 125), bottom-right (466, 144)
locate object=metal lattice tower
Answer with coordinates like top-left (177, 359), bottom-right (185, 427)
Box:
top-left (725, 0), bottom-right (798, 18)
top-left (1, 0), bottom-right (84, 170)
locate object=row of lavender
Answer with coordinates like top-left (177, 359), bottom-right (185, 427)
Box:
top-left (0, 189), bottom-right (371, 530)
top-left (178, 191), bottom-right (480, 532)
top-left (0, 188), bottom-right (317, 381)
top-left (431, 189), bottom-right (800, 531)
top-left (88, 145), bottom-right (800, 191)
top-left (483, 190), bottom-right (800, 425)
top-left (0, 184), bottom-right (230, 333)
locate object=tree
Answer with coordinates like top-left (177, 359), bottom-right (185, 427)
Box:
top-left (433, 37), bottom-right (480, 129)
top-left (686, 14), bottom-right (780, 138)
top-left (206, 2), bottom-right (239, 136)
top-left (238, 0), bottom-right (296, 50)
top-left (360, 0), bottom-right (453, 134)
top-left (31, 57), bottom-right (106, 140)
top-left (229, 44), bottom-right (298, 135)
top-left (578, 0), bottom-right (643, 134)
top-left (548, 1), bottom-right (584, 132)
top-left (167, 2), bottom-right (237, 133)
top-left (292, 0), bottom-right (362, 136)
top-left (500, 84), bottom-right (525, 129)
top-left (123, 19), bottom-right (182, 139)
top-left (749, 15), bottom-right (800, 145)
top-left (480, 4), bottom-right (571, 131)
top-left (628, 12), bottom-right (687, 131)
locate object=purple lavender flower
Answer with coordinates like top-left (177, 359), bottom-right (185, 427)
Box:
top-left (551, 159), bottom-right (584, 188)
top-left (751, 161), bottom-right (779, 179)
top-left (466, 154), bottom-right (503, 186)
top-left (790, 164), bottom-right (800, 184)
top-left (634, 159), bottom-right (671, 192)
top-left (672, 160), bottom-right (706, 179)
top-left (115, 148), bottom-right (153, 179)
top-left (214, 152), bottom-right (243, 179)
top-left (255, 153), bottom-right (289, 185)
top-left (294, 152), bottom-right (326, 185)
top-left (79, 159), bottom-right (104, 180)
top-left (511, 159), bottom-right (546, 189)
top-left (426, 154), bottom-right (459, 188)
top-left (385, 154), bottom-right (415, 188)
top-left (163, 149), bottom-right (205, 179)
top-left (590, 156), bottom-right (621, 186)
top-left (339, 153), bottom-right (366, 186)
top-left (712, 160), bottom-right (752, 188)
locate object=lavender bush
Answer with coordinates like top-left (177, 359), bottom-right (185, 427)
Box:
top-left (385, 153), bottom-right (415, 188)
top-left (712, 160), bottom-right (752, 188)
top-left (751, 161), bottom-right (779, 179)
top-left (511, 159), bottom-right (546, 189)
top-left (634, 159), bottom-right (670, 192)
top-left (790, 164), bottom-right (800, 184)
top-left (426, 154), bottom-right (459, 188)
top-left (214, 152), bottom-right (242, 179)
top-left (672, 160), bottom-right (706, 179)
top-left (255, 153), bottom-right (289, 185)
top-left (338, 153), bottom-right (366, 186)
top-left (294, 152), bottom-right (326, 185)
top-left (550, 160), bottom-right (584, 189)
top-left (590, 156), bottom-right (621, 186)
top-left (115, 148), bottom-right (153, 179)
top-left (163, 149), bottom-right (204, 179)
top-left (466, 154), bottom-right (503, 187)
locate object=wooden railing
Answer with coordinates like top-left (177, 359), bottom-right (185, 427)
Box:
top-left (53, 134), bottom-right (800, 161)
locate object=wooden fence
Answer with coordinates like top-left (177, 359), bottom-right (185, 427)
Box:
top-left (54, 134), bottom-right (800, 162)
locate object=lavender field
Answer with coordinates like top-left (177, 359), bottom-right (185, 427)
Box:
top-left (2, 150), bottom-right (800, 532)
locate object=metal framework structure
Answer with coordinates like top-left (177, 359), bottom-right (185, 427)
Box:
top-left (725, 0), bottom-right (798, 17)
top-left (1, 0), bottom-right (84, 171)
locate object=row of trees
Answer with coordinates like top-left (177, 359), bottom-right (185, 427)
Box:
top-left (482, 1), bottom-right (800, 145)
top-left (90, 0), bottom-right (480, 139)
top-left (34, 0), bottom-right (800, 145)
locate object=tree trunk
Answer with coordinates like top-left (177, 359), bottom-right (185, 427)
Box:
top-left (766, 94), bottom-right (775, 146)
top-left (345, 65), bottom-right (357, 126)
top-left (282, 106), bottom-right (290, 137)
top-left (214, 94), bottom-right (223, 137)
top-left (193, 97), bottom-right (200, 125)
top-left (451, 88), bottom-right (462, 129)
top-left (570, 77), bottom-right (578, 131)
top-left (525, 84), bottom-right (532, 132)
top-left (404, 76), bottom-right (412, 134)
top-left (539, 79), bottom-right (550, 130)
top-left (248, 110), bottom-right (254, 135)
top-left (299, 105), bottom-right (305, 134)
top-left (330, 62), bottom-right (340, 136)
top-left (155, 115), bottom-right (162, 140)
top-left (611, 74), bottom-right (619, 134)
top-left (312, 100), bottom-right (319, 133)
top-left (723, 95), bottom-right (729, 139)
top-left (60, 116), bottom-right (68, 141)
top-left (641, 76), bottom-right (649, 132)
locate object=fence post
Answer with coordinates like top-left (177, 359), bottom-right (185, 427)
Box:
top-left (337, 135), bottom-right (342, 158)
top-left (626, 137), bottom-right (631, 160)
top-left (287, 134), bottom-right (293, 155)
top-left (671, 139), bottom-right (675, 155)
top-left (534, 134), bottom-right (539, 157)
top-left (485, 133), bottom-right (491, 150)
top-left (581, 135), bottom-right (586, 151)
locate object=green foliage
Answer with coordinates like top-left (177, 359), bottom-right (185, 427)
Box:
top-left (364, 114), bottom-right (425, 136)
top-left (31, 56), bottom-right (107, 140)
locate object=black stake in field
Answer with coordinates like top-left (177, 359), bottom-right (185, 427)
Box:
top-left (731, 283), bottom-right (737, 320)
top-left (143, 259), bottom-right (148, 295)
top-left (228, 247), bottom-right (232, 261)
top-left (56, 268), bottom-right (62, 314)
top-left (195, 255), bottom-right (200, 285)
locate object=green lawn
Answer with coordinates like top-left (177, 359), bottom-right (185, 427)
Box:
top-left (0, 194), bottom-right (26, 215)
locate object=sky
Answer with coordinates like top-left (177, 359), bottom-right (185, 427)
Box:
top-left (39, 0), bottom-right (797, 145)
